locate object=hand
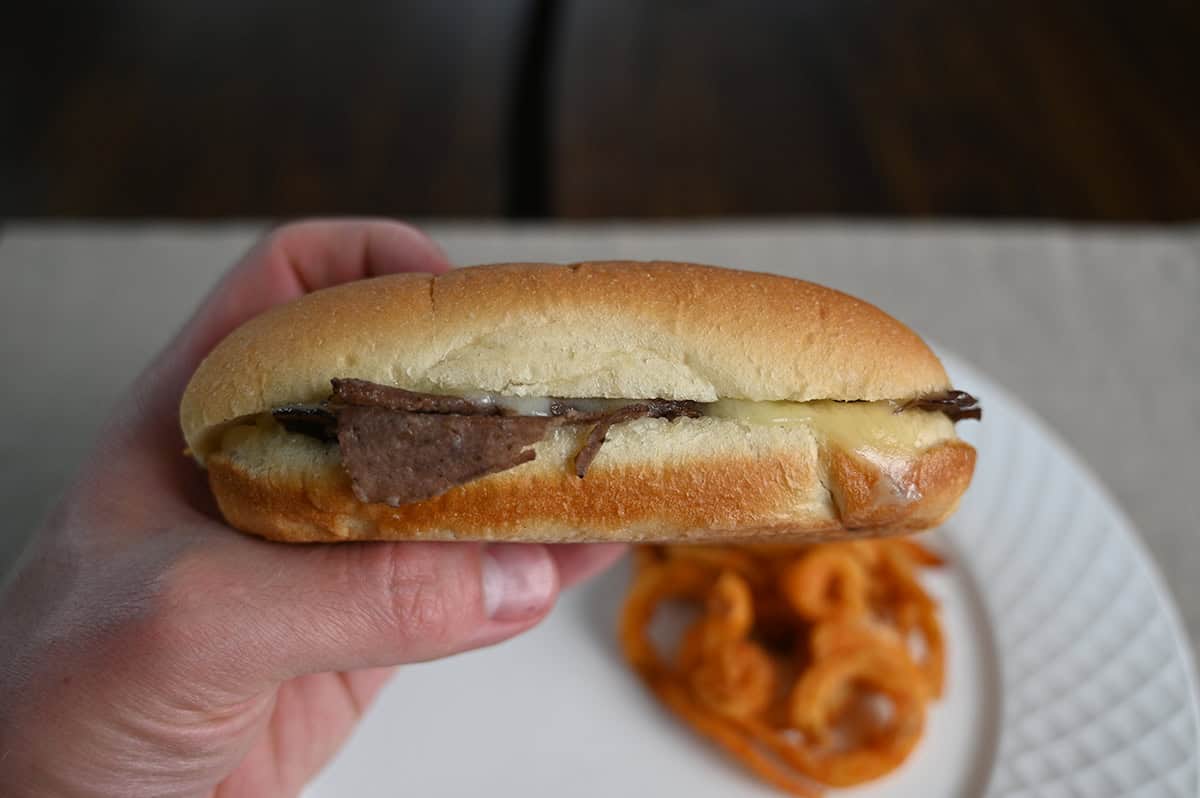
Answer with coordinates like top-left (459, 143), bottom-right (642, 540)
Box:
top-left (0, 220), bottom-right (626, 798)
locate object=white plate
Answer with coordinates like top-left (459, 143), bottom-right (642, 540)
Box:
top-left (304, 354), bottom-right (1200, 798)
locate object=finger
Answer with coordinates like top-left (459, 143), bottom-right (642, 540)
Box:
top-left (214, 667), bottom-right (400, 798)
top-left (549, 543), bottom-right (629, 589)
top-left (162, 538), bottom-right (559, 692)
top-left (336, 666), bottom-right (398, 713)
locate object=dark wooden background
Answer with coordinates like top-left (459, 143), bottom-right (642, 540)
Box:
top-left (4, 1), bottom-right (1199, 220)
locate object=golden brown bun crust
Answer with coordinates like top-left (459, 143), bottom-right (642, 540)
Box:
top-left (203, 422), bottom-right (976, 544)
top-left (181, 261), bottom-right (951, 456)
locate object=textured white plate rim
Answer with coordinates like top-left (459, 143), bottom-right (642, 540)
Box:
top-left (942, 350), bottom-right (1200, 729)
top-left (940, 350), bottom-right (1200, 796)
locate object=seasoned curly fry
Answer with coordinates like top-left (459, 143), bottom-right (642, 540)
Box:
top-left (619, 559), bottom-right (711, 676)
top-left (897, 599), bottom-right (946, 698)
top-left (786, 646), bottom-right (926, 785)
top-left (706, 571), bottom-right (756, 637)
top-left (689, 639), bottom-right (777, 719)
top-left (889, 538), bottom-right (947, 567)
top-left (779, 547), bottom-right (870, 621)
top-left (875, 542), bottom-right (937, 610)
top-left (678, 571), bottom-right (757, 670)
top-left (620, 538), bottom-right (947, 796)
top-left (808, 617), bottom-right (902, 661)
top-left (663, 545), bottom-right (767, 585)
top-left (650, 677), bottom-right (822, 798)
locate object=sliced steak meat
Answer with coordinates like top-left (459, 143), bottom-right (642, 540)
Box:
top-left (336, 405), bottom-right (556, 506)
top-left (272, 404), bottom-right (338, 442)
top-left (898, 390), bottom-right (982, 422)
top-left (269, 378), bottom-right (972, 507)
top-left (573, 400), bottom-right (702, 478)
top-left (547, 399), bottom-right (606, 422)
top-left (274, 381), bottom-right (703, 502)
top-left (331, 378), bottom-right (499, 415)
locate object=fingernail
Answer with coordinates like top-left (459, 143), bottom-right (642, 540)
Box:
top-left (481, 544), bottom-right (557, 621)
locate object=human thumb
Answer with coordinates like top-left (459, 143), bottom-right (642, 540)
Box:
top-left (156, 535), bottom-right (559, 692)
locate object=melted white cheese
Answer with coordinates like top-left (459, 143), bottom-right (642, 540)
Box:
top-left (470, 394), bottom-right (955, 458)
top-left (463, 394), bottom-right (951, 448)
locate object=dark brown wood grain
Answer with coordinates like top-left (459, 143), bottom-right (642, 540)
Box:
top-left (1, 1), bottom-right (532, 217)
top-left (3, 1), bottom-right (1198, 219)
top-left (552, 1), bottom-right (1200, 219)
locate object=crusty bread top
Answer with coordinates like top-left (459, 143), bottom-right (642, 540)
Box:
top-left (181, 261), bottom-right (950, 454)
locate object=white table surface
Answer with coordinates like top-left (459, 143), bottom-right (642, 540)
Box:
top-left (2, 221), bottom-right (1197, 659)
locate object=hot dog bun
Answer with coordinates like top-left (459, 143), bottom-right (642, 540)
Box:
top-left (181, 261), bottom-right (976, 543)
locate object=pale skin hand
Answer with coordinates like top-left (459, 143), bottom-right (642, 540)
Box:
top-left (0, 220), bottom-right (626, 798)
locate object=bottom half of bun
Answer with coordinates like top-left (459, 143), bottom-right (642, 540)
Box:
top-left (204, 416), bottom-right (976, 543)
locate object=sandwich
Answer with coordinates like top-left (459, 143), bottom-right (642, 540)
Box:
top-left (180, 261), bottom-right (978, 543)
